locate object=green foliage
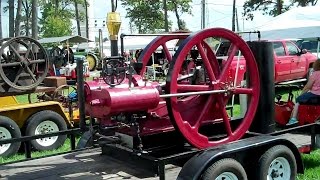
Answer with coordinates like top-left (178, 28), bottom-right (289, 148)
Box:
top-left (121, 0), bottom-right (170, 33)
top-left (167, 0), bottom-right (192, 14)
top-left (243, 0), bottom-right (318, 20)
top-left (167, 0), bottom-right (192, 30)
top-left (39, 0), bottom-right (87, 37)
top-left (41, 16), bottom-right (73, 37)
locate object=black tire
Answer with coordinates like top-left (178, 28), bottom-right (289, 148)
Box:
top-left (202, 158), bottom-right (247, 180)
top-left (257, 145), bottom-right (297, 180)
top-left (0, 116), bottom-right (21, 157)
top-left (25, 110), bottom-right (67, 151)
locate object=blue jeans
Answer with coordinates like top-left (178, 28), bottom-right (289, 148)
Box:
top-left (296, 92), bottom-right (320, 104)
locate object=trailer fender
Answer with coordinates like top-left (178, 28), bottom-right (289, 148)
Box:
top-left (177, 135), bottom-right (303, 180)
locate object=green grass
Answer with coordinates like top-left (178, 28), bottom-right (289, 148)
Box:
top-left (0, 138), bottom-right (78, 164)
top-left (298, 150), bottom-right (320, 179)
top-left (15, 94), bottom-right (30, 104)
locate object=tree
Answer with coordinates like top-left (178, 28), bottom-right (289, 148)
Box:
top-left (74, 0), bottom-right (81, 36)
top-left (0, 1), bottom-right (2, 39)
top-left (15, 0), bottom-right (23, 37)
top-left (84, 0), bottom-right (89, 38)
top-left (9, 0), bottom-right (15, 37)
top-left (121, 0), bottom-right (172, 33)
top-left (39, 1), bottom-right (74, 37)
top-left (167, 0), bottom-right (192, 30)
top-left (243, 0), bottom-right (318, 20)
top-left (41, 16), bottom-right (73, 37)
top-left (21, 0), bottom-right (32, 36)
top-left (31, 0), bottom-right (38, 39)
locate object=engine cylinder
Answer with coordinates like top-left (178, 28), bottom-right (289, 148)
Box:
top-left (88, 85), bottom-right (160, 116)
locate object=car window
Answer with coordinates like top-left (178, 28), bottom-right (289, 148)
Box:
top-left (301, 41), bottom-right (318, 53)
top-left (286, 42), bottom-right (299, 55)
top-left (273, 42), bottom-right (286, 56)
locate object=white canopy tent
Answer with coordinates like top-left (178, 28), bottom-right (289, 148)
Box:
top-left (102, 36), bottom-right (179, 56)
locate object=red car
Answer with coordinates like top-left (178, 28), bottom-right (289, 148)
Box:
top-left (216, 40), bottom-right (318, 85)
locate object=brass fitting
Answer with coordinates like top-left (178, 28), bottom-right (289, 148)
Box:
top-left (107, 12), bottom-right (121, 40)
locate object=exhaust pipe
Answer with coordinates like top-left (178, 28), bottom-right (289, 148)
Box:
top-left (76, 57), bottom-right (87, 132)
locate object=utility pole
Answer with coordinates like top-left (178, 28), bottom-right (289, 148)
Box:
top-left (235, 8), bottom-right (239, 32)
top-left (232, 0), bottom-right (236, 31)
top-left (164, 0), bottom-right (169, 32)
top-left (201, 0), bottom-right (205, 29)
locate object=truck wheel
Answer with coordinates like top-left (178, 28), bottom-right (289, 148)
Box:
top-left (86, 54), bottom-right (97, 71)
top-left (25, 110), bottom-right (67, 151)
top-left (0, 116), bottom-right (21, 157)
top-left (257, 145), bottom-right (296, 180)
top-left (202, 158), bottom-right (247, 180)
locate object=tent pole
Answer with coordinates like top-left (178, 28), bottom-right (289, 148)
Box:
top-left (317, 37), bottom-right (319, 59)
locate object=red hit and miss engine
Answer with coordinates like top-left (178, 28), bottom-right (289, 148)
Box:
top-left (84, 28), bottom-right (260, 150)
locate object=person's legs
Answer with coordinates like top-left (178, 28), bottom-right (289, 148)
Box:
top-left (287, 92), bottom-right (319, 125)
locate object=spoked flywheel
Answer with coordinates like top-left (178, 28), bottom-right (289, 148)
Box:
top-left (0, 37), bottom-right (49, 90)
top-left (165, 28), bottom-right (260, 149)
top-left (138, 34), bottom-right (189, 76)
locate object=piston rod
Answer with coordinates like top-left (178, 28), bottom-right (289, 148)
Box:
top-left (159, 89), bottom-right (228, 98)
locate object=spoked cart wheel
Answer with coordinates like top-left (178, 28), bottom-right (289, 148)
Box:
top-left (165, 28), bottom-right (260, 149)
top-left (62, 47), bottom-right (74, 64)
top-left (0, 36), bottom-right (49, 90)
top-left (49, 46), bottom-right (65, 68)
top-left (52, 84), bottom-right (78, 110)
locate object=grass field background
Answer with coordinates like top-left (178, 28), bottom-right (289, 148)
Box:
top-left (1, 87), bottom-right (320, 179)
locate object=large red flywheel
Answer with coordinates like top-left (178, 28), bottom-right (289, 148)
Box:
top-left (165, 28), bottom-right (260, 149)
top-left (137, 34), bottom-right (188, 76)
top-left (138, 33), bottom-right (220, 78)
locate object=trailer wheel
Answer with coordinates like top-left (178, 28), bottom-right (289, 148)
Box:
top-left (25, 110), bottom-right (67, 151)
top-left (201, 158), bottom-right (247, 180)
top-left (257, 145), bottom-right (297, 180)
top-left (0, 116), bottom-right (21, 157)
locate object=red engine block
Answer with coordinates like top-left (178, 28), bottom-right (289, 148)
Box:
top-left (84, 75), bottom-right (174, 136)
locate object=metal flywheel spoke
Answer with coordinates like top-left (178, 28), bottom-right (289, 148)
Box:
top-left (218, 44), bottom-right (239, 82)
top-left (218, 97), bottom-right (233, 136)
top-left (193, 95), bottom-right (215, 129)
top-left (138, 34), bottom-right (188, 76)
top-left (24, 43), bottom-right (33, 59)
top-left (196, 43), bottom-right (216, 82)
top-left (8, 44), bottom-right (24, 62)
top-left (161, 43), bottom-right (172, 61)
